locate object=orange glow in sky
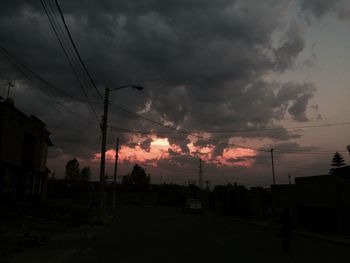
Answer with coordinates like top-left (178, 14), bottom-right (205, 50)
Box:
top-left (215, 148), bottom-right (257, 166)
top-left (93, 137), bottom-right (257, 167)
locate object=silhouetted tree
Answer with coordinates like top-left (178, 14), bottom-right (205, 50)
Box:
top-left (65, 158), bottom-right (92, 185)
top-left (65, 158), bottom-right (80, 183)
top-left (80, 166), bottom-right (91, 182)
top-left (330, 151), bottom-right (346, 175)
top-left (122, 164), bottom-right (150, 187)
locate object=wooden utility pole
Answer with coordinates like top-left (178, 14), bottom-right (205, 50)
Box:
top-left (97, 84), bottom-right (143, 222)
top-left (98, 87), bottom-right (109, 222)
top-left (199, 158), bottom-right (203, 189)
top-left (270, 148), bottom-right (276, 185)
top-left (112, 137), bottom-right (119, 211)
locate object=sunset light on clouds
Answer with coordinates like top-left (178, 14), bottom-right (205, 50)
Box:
top-left (93, 137), bottom-right (257, 168)
top-left (215, 148), bottom-right (257, 167)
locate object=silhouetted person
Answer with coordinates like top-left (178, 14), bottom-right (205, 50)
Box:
top-left (280, 206), bottom-right (292, 252)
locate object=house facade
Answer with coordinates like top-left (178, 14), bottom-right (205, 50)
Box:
top-left (0, 98), bottom-right (53, 202)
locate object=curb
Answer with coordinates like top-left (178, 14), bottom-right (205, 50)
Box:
top-left (293, 230), bottom-right (350, 246)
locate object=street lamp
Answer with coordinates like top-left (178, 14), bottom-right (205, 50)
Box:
top-left (98, 84), bottom-right (144, 222)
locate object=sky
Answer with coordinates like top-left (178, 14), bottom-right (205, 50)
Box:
top-left (1, 0), bottom-right (350, 187)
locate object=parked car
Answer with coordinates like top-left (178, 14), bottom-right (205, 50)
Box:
top-left (182, 199), bottom-right (203, 213)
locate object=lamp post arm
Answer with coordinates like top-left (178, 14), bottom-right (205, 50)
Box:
top-left (110, 84), bottom-right (143, 91)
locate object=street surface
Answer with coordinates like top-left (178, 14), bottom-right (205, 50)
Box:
top-left (67, 205), bottom-right (349, 263)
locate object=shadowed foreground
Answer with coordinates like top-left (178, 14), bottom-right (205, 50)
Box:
top-left (67, 205), bottom-right (349, 263)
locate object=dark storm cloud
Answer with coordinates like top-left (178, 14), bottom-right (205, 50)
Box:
top-left (274, 22), bottom-right (305, 72)
top-left (0, 0), bottom-right (334, 163)
top-left (226, 157), bottom-right (246, 163)
top-left (277, 82), bottom-right (316, 121)
top-left (139, 137), bottom-right (153, 151)
top-left (164, 149), bottom-right (199, 167)
top-left (299, 0), bottom-right (350, 20)
top-left (167, 135), bottom-right (190, 154)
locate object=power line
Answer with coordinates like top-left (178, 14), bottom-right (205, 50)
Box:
top-left (54, 0), bottom-right (103, 99)
top-left (41, 0), bottom-right (100, 123)
top-left (0, 48), bottom-right (96, 124)
top-left (45, 0), bottom-right (99, 103)
top-left (1, 42), bottom-right (347, 154)
top-left (2, 45), bottom-right (324, 155)
top-left (108, 122), bottom-right (347, 155)
top-left (291, 152), bottom-right (348, 155)
top-left (108, 101), bottom-right (350, 153)
top-left (0, 46), bottom-right (99, 104)
top-left (193, 121), bottom-right (350, 134)
top-left (108, 102), bottom-right (269, 152)
top-left (109, 102), bottom-right (190, 135)
top-left (108, 96), bottom-right (350, 143)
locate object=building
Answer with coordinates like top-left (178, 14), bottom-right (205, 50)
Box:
top-left (334, 165), bottom-right (350, 179)
top-left (293, 173), bottom-right (350, 233)
top-left (214, 184), bottom-right (251, 217)
top-left (0, 98), bottom-right (53, 202)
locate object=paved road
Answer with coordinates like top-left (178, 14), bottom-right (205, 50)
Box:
top-left (67, 205), bottom-right (349, 263)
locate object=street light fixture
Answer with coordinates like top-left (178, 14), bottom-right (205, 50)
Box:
top-left (98, 84), bottom-right (144, 222)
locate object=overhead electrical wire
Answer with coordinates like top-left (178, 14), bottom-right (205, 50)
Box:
top-left (108, 120), bottom-right (348, 155)
top-left (192, 121), bottom-right (350, 134)
top-left (46, 0), bottom-right (100, 105)
top-left (0, 46), bottom-right (99, 104)
top-left (1, 44), bottom-right (345, 157)
top-left (0, 48), bottom-right (95, 124)
top-left (0, 45), bottom-right (266, 153)
top-left (109, 102), bottom-right (190, 135)
top-left (108, 102), bottom-right (270, 152)
top-left (41, 0), bottom-right (100, 124)
top-left (107, 101), bottom-right (350, 153)
top-left (54, 0), bottom-right (103, 99)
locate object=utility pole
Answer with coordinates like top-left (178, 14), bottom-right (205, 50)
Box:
top-left (98, 87), bottom-right (109, 223)
top-left (199, 158), bottom-right (203, 189)
top-left (97, 84), bottom-right (143, 222)
top-left (112, 137), bottom-right (119, 212)
top-left (270, 148), bottom-right (276, 185)
top-left (7, 81), bottom-right (14, 98)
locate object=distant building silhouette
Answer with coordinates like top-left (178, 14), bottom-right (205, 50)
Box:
top-left (294, 173), bottom-right (350, 233)
top-left (333, 165), bottom-right (350, 178)
top-left (271, 172), bottom-right (350, 234)
top-left (0, 99), bottom-right (53, 202)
